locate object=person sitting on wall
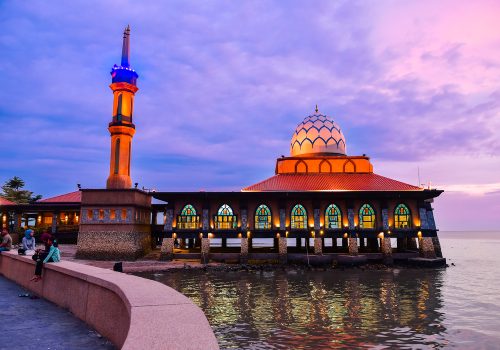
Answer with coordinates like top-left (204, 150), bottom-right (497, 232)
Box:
top-left (0, 229), bottom-right (13, 252)
top-left (40, 230), bottom-right (53, 251)
top-left (30, 238), bottom-right (61, 282)
top-left (18, 229), bottom-right (36, 255)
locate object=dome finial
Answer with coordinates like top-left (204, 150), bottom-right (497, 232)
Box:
top-left (315, 104), bottom-right (319, 113)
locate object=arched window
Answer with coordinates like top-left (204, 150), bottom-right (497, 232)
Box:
top-left (116, 94), bottom-right (123, 121)
top-left (394, 204), bottom-right (411, 229)
top-left (359, 204), bottom-right (376, 229)
top-left (177, 204), bottom-right (199, 229)
top-left (114, 138), bottom-right (120, 174)
top-left (255, 204), bottom-right (272, 229)
top-left (325, 204), bottom-right (341, 229)
top-left (214, 204), bottom-right (237, 229)
top-left (291, 204), bottom-right (307, 229)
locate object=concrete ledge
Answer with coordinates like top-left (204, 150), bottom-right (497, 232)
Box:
top-left (337, 255), bottom-right (368, 266)
top-left (408, 257), bottom-right (447, 268)
top-left (0, 251), bottom-right (219, 350)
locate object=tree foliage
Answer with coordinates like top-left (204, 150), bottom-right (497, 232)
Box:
top-left (0, 176), bottom-right (42, 204)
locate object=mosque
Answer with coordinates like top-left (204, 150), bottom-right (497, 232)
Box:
top-left (0, 27), bottom-right (444, 265)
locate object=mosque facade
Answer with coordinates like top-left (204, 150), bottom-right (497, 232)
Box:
top-left (0, 27), bottom-right (444, 265)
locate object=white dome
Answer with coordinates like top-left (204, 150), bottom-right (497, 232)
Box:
top-left (290, 109), bottom-right (346, 156)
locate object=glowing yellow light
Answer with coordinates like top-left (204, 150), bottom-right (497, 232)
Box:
top-left (173, 233), bottom-right (177, 238)
top-left (276, 233), bottom-right (280, 238)
top-left (417, 231), bottom-right (422, 238)
top-left (238, 233), bottom-right (242, 238)
top-left (343, 233), bottom-right (348, 238)
top-left (377, 232), bottom-right (384, 239)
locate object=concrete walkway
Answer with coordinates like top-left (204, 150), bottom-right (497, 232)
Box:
top-left (0, 276), bottom-right (115, 350)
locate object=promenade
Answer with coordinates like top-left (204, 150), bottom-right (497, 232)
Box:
top-left (0, 276), bottom-right (114, 350)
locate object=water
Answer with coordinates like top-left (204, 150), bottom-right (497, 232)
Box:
top-left (136, 232), bottom-right (500, 349)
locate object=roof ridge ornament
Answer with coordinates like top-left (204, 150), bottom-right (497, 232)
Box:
top-left (315, 104), bottom-right (319, 113)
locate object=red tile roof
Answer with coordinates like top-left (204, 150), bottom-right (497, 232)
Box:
top-left (242, 173), bottom-right (422, 192)
top-left (0, 197), bottom-right (16, 205)
top-left (38, 191), bottom-right (81, 203)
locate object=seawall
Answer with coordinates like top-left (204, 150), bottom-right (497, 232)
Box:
top-left (0, 251), bottom-right (219, 350)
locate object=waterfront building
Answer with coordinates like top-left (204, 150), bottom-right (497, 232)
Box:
top-left (0, 26), bottom-right (444, 264)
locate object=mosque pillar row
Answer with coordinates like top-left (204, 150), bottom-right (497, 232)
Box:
top-left (313, 208), bottom-right (322, 255)
top-left (201, 208), bottom-right (210, 262)
top-left (160, 208), bottom-right (174, 260)
top-left (418, 206), bottom-right (436, 258)
top-left (240, 209), bottom-right (248, 263)
top-left (278, 208), bottom-right (287, 264)
top-left (347, 208), bottom-right (358, 255)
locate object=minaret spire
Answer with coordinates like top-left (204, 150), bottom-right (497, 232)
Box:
top-left (121, 25), bottom-right (131, 67)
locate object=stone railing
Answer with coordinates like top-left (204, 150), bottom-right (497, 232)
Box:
top-left (0, 251), bottom-right (219, 350)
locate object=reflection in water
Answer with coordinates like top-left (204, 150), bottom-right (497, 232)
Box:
top-left (137, 269), bottom-right (447, 349)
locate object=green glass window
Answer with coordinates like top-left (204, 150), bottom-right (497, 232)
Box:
top-left (214, 204), bottom-right (237, 229)
top-left (325, 204), bottom-right (341, 229)
top-left (177, 204), bottom-right (199, 229)
top-left (359, 204), bottom-right (376, 229)
top-left (255, 204), bottom-right (272, 229)
top-left (394, 204), bottom-right (411, 228)
top-left (291, 204), bottom-right (307, 229)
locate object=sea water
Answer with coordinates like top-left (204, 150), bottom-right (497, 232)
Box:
top-left (136, 232), bottom-right (500, 349)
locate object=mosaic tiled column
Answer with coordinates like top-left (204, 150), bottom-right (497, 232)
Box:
top-left (348, 238), bottom-right (358, 255)
top-left (419, 237), bottom-right (436, 259)
top-left (201, 238), bottom-right (210, 263)
top-left (160, 238), bottom-right (174, 261)
top-left (51, 212), bottom-right (58, 234)
top-left (314, 238), bottom-right (322, 255)
top-left (241, 209), bottom-right (248, 230)
top-left (240, 237), bottom-right (249, 264)
top-left (279, 208), bottom-right (286, 231)
top-left (278, 237), bottom-right (287, 264)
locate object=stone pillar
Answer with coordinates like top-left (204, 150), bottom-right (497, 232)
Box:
top-left (296, 238), bottom-right (301, 249)
top-left (160, 237), bottom-right (174, 260)
top-left (314, 237), bottom-right (322, 255)
top-left (432, 236), bottom-right (443, 258)
top-left (419, 237), bottom-right (436, 258)
top-left (221, 238), bottom-right (227, 248)
top-left (348, 237), bottom-right (358, 255)
top-left (51, 212), bottom-right (58, 234)
top-left (278, 237), bottom-right (287, 264)
top-left (381, 235), bottom-right (393, 264)
top-left (201, 237), bottom-right (210, 264)
top-left (342, 238), bottom-right (348, 250)
top-left (240, 237), bottom-right (248, 264)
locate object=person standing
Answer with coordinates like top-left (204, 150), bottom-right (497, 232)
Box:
top-left (0, 229), bottom-right (13, 252)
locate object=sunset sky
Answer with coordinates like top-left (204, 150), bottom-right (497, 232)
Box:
top-left (1, 1), bottom-right (499, 230)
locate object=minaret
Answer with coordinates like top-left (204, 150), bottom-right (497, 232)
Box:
top-left (106, 25), bottom-right (139, 189)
